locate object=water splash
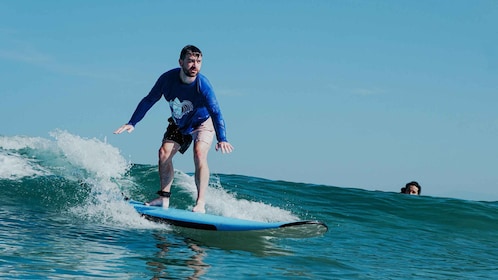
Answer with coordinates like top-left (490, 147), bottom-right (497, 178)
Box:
top-left (1, 130), bottom-right (299, 229)
top-left (49, 129), bottom-right (131, 179)
top-left (174, 172), bottom-right (299, 222)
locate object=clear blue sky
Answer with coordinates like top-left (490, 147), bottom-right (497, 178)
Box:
top-left (1, 1), bottom-right (497, 201)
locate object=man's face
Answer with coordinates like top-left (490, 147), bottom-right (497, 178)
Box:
top-left (180, 53), bottom-right (202, 77)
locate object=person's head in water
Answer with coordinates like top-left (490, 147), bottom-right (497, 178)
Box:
top-left (400, 181), bottom-right (421, 195)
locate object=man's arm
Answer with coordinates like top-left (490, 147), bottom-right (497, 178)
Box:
top-left (198, 76), bottom-right (233, 153)
top-left (198, 76), bottom-right (227, 142)
top-left (114, 74), bottom-right (165, 134)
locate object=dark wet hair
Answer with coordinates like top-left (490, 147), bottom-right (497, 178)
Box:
top-left (405, 181), bottom-right (421, 194)
top-left (180, 45), bottom-right (202, 60)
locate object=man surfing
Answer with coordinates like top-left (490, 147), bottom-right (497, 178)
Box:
top-left (114, 45), bottom-right (234, 213)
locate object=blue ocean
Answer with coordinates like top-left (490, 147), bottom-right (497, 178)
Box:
top-left (1, 130), bottom-right (497, 279)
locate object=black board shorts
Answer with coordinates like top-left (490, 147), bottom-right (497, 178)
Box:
top-left (162, 117), bottom-right (192, 154)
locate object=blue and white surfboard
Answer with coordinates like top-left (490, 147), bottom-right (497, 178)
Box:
top-left (129, 200), bottom-right (328, 235)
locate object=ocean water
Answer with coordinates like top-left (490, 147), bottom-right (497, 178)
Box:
top-left (1, 130), bottom-right (498, 279)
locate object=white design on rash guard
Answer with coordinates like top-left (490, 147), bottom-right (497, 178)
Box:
top-left (170, 97), bottom-right (194, 119)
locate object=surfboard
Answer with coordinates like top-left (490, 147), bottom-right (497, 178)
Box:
top-left (129, 200), bottom-right (328, 236)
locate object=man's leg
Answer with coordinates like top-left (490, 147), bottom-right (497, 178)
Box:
top-left (146, 141), bottom-right (179, 207)
top-left (192, 140), bottom-right (211, 213)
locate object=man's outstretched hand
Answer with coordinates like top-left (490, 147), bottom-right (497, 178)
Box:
top-left (215, 142), bottom-right (234, 154)
top-left (114, 124), bottom-right (134, 134)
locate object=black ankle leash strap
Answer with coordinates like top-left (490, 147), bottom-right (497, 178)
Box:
top-left (156, 191), bottom-right (171, 198)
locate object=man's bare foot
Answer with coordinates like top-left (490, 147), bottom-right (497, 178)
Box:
top-left (192, 201), bottom-right (206, 213)
top-left (145, 197), bottom-right (169, 208)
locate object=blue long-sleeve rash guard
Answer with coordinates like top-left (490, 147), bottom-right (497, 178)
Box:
top-left (127, 68), bottom-right (228, 142)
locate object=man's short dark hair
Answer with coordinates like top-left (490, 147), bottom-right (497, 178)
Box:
top-left (180, 45), bottom-right (202, 60)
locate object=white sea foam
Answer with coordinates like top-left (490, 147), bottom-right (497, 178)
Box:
top-left (0, 131), bottom-right (160, 229)
top-left (0, 131), bottom-right (131, 181)
top-left (1, 130), bottom-right (295, 227)
top-left (44, 130), bottom-right (159, 228)
top-left (49, 129), bottom-right (130, 179)
top-left (0, 151), bottom-right (48, 179)
top-left (0, 135), bottom-right (52, 150)
top-left (174, 172), bottom-right (299, 222)
top-left (0, 135), bottom-right (53, 179)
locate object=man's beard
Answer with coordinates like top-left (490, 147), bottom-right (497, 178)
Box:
top-left (183, 66), bottom-right (198, 77)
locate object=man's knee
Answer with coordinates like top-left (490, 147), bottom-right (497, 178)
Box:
top-left (159, 142), bottom-right (177, 160)
top-left (193, 142), bottom-right (210, 161)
